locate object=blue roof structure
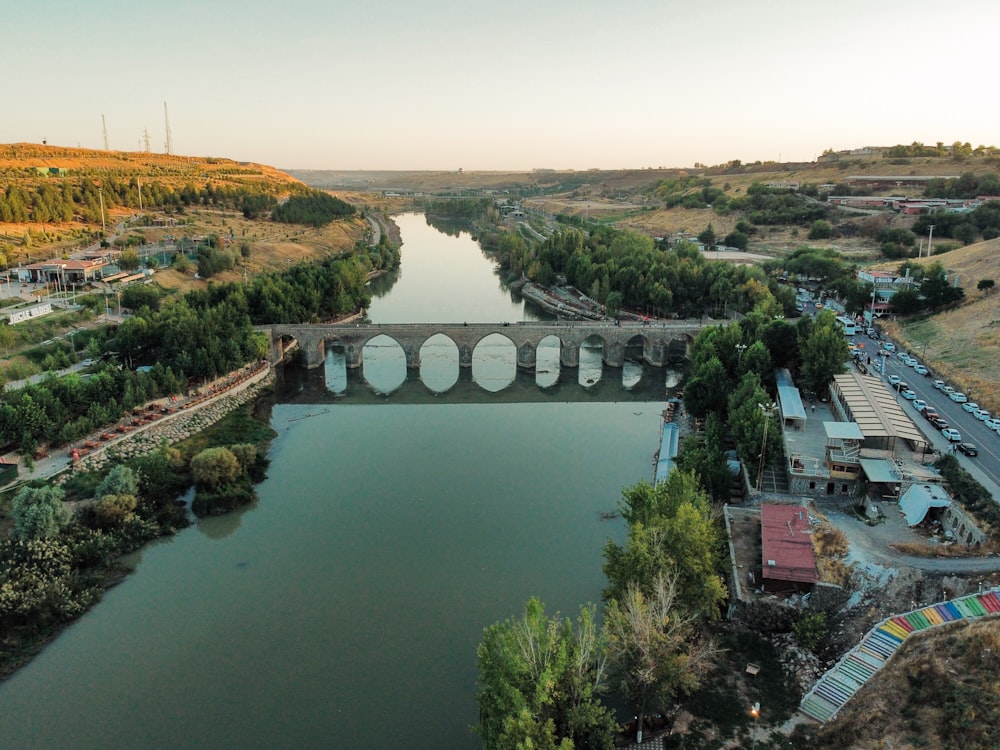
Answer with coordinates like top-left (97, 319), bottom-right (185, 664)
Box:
top-left (654, 423), bottom-right (680, 485)
top-left (776, 368), bottom-right (807, 423)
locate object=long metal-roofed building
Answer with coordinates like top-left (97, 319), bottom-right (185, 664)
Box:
top-left (775, 368), bottom-right (807, 429)
top-left (828, 371), bottom-right (929, 452)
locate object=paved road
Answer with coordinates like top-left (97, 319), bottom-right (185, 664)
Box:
top-left (855, 329), bottom-right (1000, 497)
top-left (819, 499), bottom-right (1000, 573)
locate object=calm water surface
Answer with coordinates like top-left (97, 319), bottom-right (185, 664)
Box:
top-left (0, 213), bottom-right (676, 749)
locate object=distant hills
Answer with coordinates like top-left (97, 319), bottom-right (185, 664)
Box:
top-left (1, 143), bottom-right (302, 191)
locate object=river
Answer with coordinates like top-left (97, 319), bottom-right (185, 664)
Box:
top-left (0, 213), bottom-right (680, 749)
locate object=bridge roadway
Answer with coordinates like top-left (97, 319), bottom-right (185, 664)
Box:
top-left (259, 320), bottom-right (706, 371)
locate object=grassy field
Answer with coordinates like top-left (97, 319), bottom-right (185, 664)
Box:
top-left (878, 238), bottom-right (1000, 412)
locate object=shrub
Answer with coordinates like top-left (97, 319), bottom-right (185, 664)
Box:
top-left (190, 446), bottom-right (241, 489)
top-left (793, 611), bottom-right (827, 652)
top-left (808, 220), bottom-right (834, 240)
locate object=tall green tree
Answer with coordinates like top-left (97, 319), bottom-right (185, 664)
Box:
top-left (799, 310), bottom-right (848, 397)
top-left (476, 598), bottom-right (616, 750)
top-left (603, 472), bottom-right (726, 618)
top-left (727, 372), bottom-right (783, 479)
top-left (10, 485), bottom-right (71, 541)
top-left (604, 573), bottom-right (719, 743)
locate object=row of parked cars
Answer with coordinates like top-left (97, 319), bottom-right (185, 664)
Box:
top-left (865, 328), bottom-right (990, 456)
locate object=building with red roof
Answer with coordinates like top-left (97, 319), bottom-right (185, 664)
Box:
top-left (760, 503), bottom-right (819, 592)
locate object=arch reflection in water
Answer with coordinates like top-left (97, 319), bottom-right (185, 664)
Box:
top-left (579, 337), bottom-right (603, 387)
top-left (472, 333), bottom-right (516, 393)
top-left (622, 336), bottom-right (647, 389)
top-left (362, 334), bottom-right (406, 395)
top-left (324, 347), bottom-right (348, 395)
top-left (318, 335), bottom-right (684, 398)
top-left (420, 333), bottom-right (459, 393)
top-left (535, 336), bottom-right (561, 389)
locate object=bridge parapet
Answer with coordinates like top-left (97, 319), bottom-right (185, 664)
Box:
top-left (260, 321), bottom-right (706, 370)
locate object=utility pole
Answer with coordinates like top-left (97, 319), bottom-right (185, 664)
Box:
top-left (164, 102), bottom-right (173, 155)
top-left (98, 186), bottom-right (106, 233)
top-left (926, 225), bottom-right (935, 258)
top-left (102, 114), bottom-right (109, 150)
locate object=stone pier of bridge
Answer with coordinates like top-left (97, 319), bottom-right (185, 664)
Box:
top-left (259, 321), bottom-right (705, 372)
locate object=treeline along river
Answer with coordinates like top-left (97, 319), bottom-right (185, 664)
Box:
top-left (0, 214), bottom-right (682, 748)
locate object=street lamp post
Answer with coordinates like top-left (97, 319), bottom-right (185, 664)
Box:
top-left (735, 343), bottom-right (747, 369)
top-left (98, 187), bottom-right (106, 234)
top-left (756, 403), bottom-right (777, 493)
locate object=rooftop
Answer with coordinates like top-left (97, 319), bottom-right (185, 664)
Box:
top-left (761, 503), bottom-right (819, 584)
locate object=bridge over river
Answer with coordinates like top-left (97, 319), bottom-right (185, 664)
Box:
top-left (259, 320), bottom-right (706, 371)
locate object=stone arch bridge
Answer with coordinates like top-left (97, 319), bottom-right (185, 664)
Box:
top-left (258, 320), bottom-right (707, 371)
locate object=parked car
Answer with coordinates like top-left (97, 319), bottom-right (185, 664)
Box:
top-left (930, 417), bottom-right (949, 431)
top-left (984, 418), bottom-right (1000, 432)
top-left (888, 375), bottom-right (901, 386)
top-left (974, 409), bottom-right (991, 422)
top-left (921, 405), bottom-right (939, 420)
top-left (912, 399), bottom-right (927, 411)
top-left (957, 443), bottom-right (978, 457)
top-left (942, 385), bottom-right (956, 395)
top-left (949, 392), bottom-right (969, 403)
top-left (962, 402), bottom-right (979, 413)
top-left (941, 428), bottom-right (962, 442)
top-left (883, 342), bottom-right (896, 352)
top-left (932, 379), bottom-right (946, 390)
top-left (866, 327), bottom-right (879, 339)
top-left (901, 389), bottom-right (917, 400)
top-left (913, 364), bottom-right (929, 376)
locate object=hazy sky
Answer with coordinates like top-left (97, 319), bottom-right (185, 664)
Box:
top-left (6, 0), bottom-right (998, 171)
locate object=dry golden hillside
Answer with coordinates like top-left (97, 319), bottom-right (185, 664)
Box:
top-left (800, 618), bottom-right (1000, 750)
top-left (877, 238), bottom-right (1000, 410)
top-left (0, 142), bottom-right (301, 189)
top-left (0, 143), bottom-right (367, 285)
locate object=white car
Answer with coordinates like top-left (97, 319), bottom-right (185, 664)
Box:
top-left (941, 428), bottom-right (962, 442)
top-left (932, 379), bottom-right (946, 390)
top-left (962, 402), bottom-right (980, 413)
top-left (974, 410), bottom-right (991, 422)
top-left (949, 392), bottom-right (968, 403)
top-left (942, 385), bottom-right (956, 395)
top-left (883, 343), bottom-right (896, 352)
top-left (901, 389), bottom-right (917, 400)
top-left (913, 364), bottom-right (928, 376)
top-left (888, 375), bottom-right (901, 386)
top-left (985, 418), bottom-right (1000, 433)
top-left (912, 399), bottom-right (927, 411)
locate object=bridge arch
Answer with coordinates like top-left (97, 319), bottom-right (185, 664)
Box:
top-left (259, 320), bottom-right (707, 374)
top-left (420, 333), bottom-right (459, 393)
top-left (472, 332), bottom-right (516, 392)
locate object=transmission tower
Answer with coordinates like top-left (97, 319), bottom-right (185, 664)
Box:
top-left (164, 102), bottom-right (173, 155)
top-left (143, 127), bottom-right (151, 152)
top-left (102, 114), bottom-right (109, 150)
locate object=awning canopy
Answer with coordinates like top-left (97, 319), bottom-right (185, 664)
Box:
top-left (858, 457), bottom-right (901, 484)
top-left (824, 422), bottom-right (865, 441)
top-left (776, 368), bottom-right (807, 422)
